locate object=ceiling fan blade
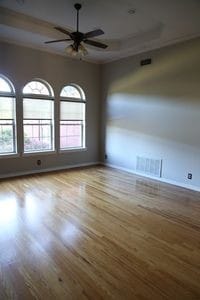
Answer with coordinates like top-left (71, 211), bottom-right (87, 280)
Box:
top-left (84, 29), bottom-right (104, 39)
top-left (54, 26), bottom-right (72, 36)
top-left (84, 39), bottom-right (108, 49)
top-left (45, 39), bottom-right (72, 44)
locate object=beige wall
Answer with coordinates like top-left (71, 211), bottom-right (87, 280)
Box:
top-left (102, 38), bottom-right (200, 189)
top-left (1, 38), bottom-right (200, 189)
top-left (0, 42), bottom-right (101, 176)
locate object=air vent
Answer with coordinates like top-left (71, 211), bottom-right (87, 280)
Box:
top-left (140, 58), bottom-right (152, 66)
top-left (136, 156), bottom-right (162, 177)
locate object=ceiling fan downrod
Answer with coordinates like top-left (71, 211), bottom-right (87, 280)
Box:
top-left (74, 3), bottom-right (82, 32)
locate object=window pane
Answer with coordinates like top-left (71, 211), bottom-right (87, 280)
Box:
top-left (23, 81), bottom-right (50, 95)
top-left (0, 97), bottom-right (15, 119)
top-left (60, 121), bottom-right (82, 149)
top-left (23, 99), bottom-right (53, 119)
top-left (0, 122), bottom-right (14, 153)
top-left (0, 77), bottom-right (12, 93)
top-left (60, 85), bottom-right (81, 98)
top-left (24, 120), bottom-right (52, 152)
top-left (60, 101), bottom-right (84, 120)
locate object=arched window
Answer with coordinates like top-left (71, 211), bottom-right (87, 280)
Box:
top-left (0, 75), bottom-right (16, 154)
top-left (22, 80), bottom-right (54, 153)
top-left (60, 84), bottom-right (86, 150)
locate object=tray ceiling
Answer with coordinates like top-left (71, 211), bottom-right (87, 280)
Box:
top-left (0, 0), bottom-right (200, 63)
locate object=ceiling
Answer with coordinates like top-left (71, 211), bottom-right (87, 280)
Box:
top-left (0, 0), bottom-right (200, 63)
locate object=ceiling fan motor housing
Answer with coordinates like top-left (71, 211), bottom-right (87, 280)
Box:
top-left (72, 31), bottom-right (84, 41)
top-left (74, 3), bottom-right (82, 10)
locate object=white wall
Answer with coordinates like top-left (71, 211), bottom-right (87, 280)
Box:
top-left (0, 42), bottom-right (101, 177)
top-left (102, 38), bottom-right (200, 190)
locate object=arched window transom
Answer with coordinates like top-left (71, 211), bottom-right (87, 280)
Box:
top-left (60, 85), bottom-right (85, 99)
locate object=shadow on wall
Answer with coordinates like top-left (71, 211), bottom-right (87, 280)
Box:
top-left (105, 39), bottom-right (200, 147)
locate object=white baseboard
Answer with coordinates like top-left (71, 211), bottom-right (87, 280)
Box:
top-left (0, 161), bottom-right (100, 179)
top-left (103, 162), bottom-right (200, 193)
top-left (2, 161), bottom-right (200, 193)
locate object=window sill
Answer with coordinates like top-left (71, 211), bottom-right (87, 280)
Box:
top-left (59, 147), bottom-right (87, 154)
top-left (0, 148), bottom-right (87, 158)
top-left (22, 150), bottom-right (56, 157)
top-left (0, 153), bottom-right (20, 159)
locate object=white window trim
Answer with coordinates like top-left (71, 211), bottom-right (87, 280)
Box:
top-left (0, 153), bottom-right (20, 159)
top-left (59, 84), bottom-right (86, 151)
top-left (59, 147), bottom-right (87, 154)
top-left (22, 150), bottom-right (57, 157)
top-left (22, 79), bottom-right (55, 154)
top-left (0, 76), bottom-right (17, 156)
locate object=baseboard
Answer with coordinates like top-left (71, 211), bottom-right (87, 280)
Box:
top-left (103, 162), bottom-right (200, 193)
top-left (0, 161), bottom-right (100, 179)
top-left (2, 161), bottom-right (200, 192)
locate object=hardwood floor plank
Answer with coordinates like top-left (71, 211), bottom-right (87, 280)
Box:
top-left (0, 166), bottom-right (200, 299)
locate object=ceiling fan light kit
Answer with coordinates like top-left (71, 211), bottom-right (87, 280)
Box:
top-left (66, 43), bottom-right (88, 58)
top-left (45, 3), bottom-right (108, 59)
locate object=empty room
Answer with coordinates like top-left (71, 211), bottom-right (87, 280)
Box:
top-left (0, 0), bottom-right (200, 299)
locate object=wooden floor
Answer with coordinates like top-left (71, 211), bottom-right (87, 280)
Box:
top-left (0, 166), bottom-right (200, 300)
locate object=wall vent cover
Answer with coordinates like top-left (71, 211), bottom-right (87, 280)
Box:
top-left (136, 156), bottom-right (162, 177)
top-left (140, 58), bottom-right (152, 66)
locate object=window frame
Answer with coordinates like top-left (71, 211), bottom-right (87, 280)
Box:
top-left (22, 79), bottom-right (55, 154)
top-left (0, 75), bottom-right (17, 157)
top-left (59, 84), bottom-right (86, 152)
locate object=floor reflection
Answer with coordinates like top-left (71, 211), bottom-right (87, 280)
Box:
top-left (61, 222), bottom-right (80, 245)
top-left (0, 196), bottom-right (17, 227)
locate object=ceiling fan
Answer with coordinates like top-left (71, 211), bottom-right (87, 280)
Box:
top-left (45, 3), bottom-right (108, 57)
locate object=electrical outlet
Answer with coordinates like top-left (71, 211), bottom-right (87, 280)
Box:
top-left (187, 173), bottom-right (192, 180)
top-left (37, 159), bottom-right (41, 166)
